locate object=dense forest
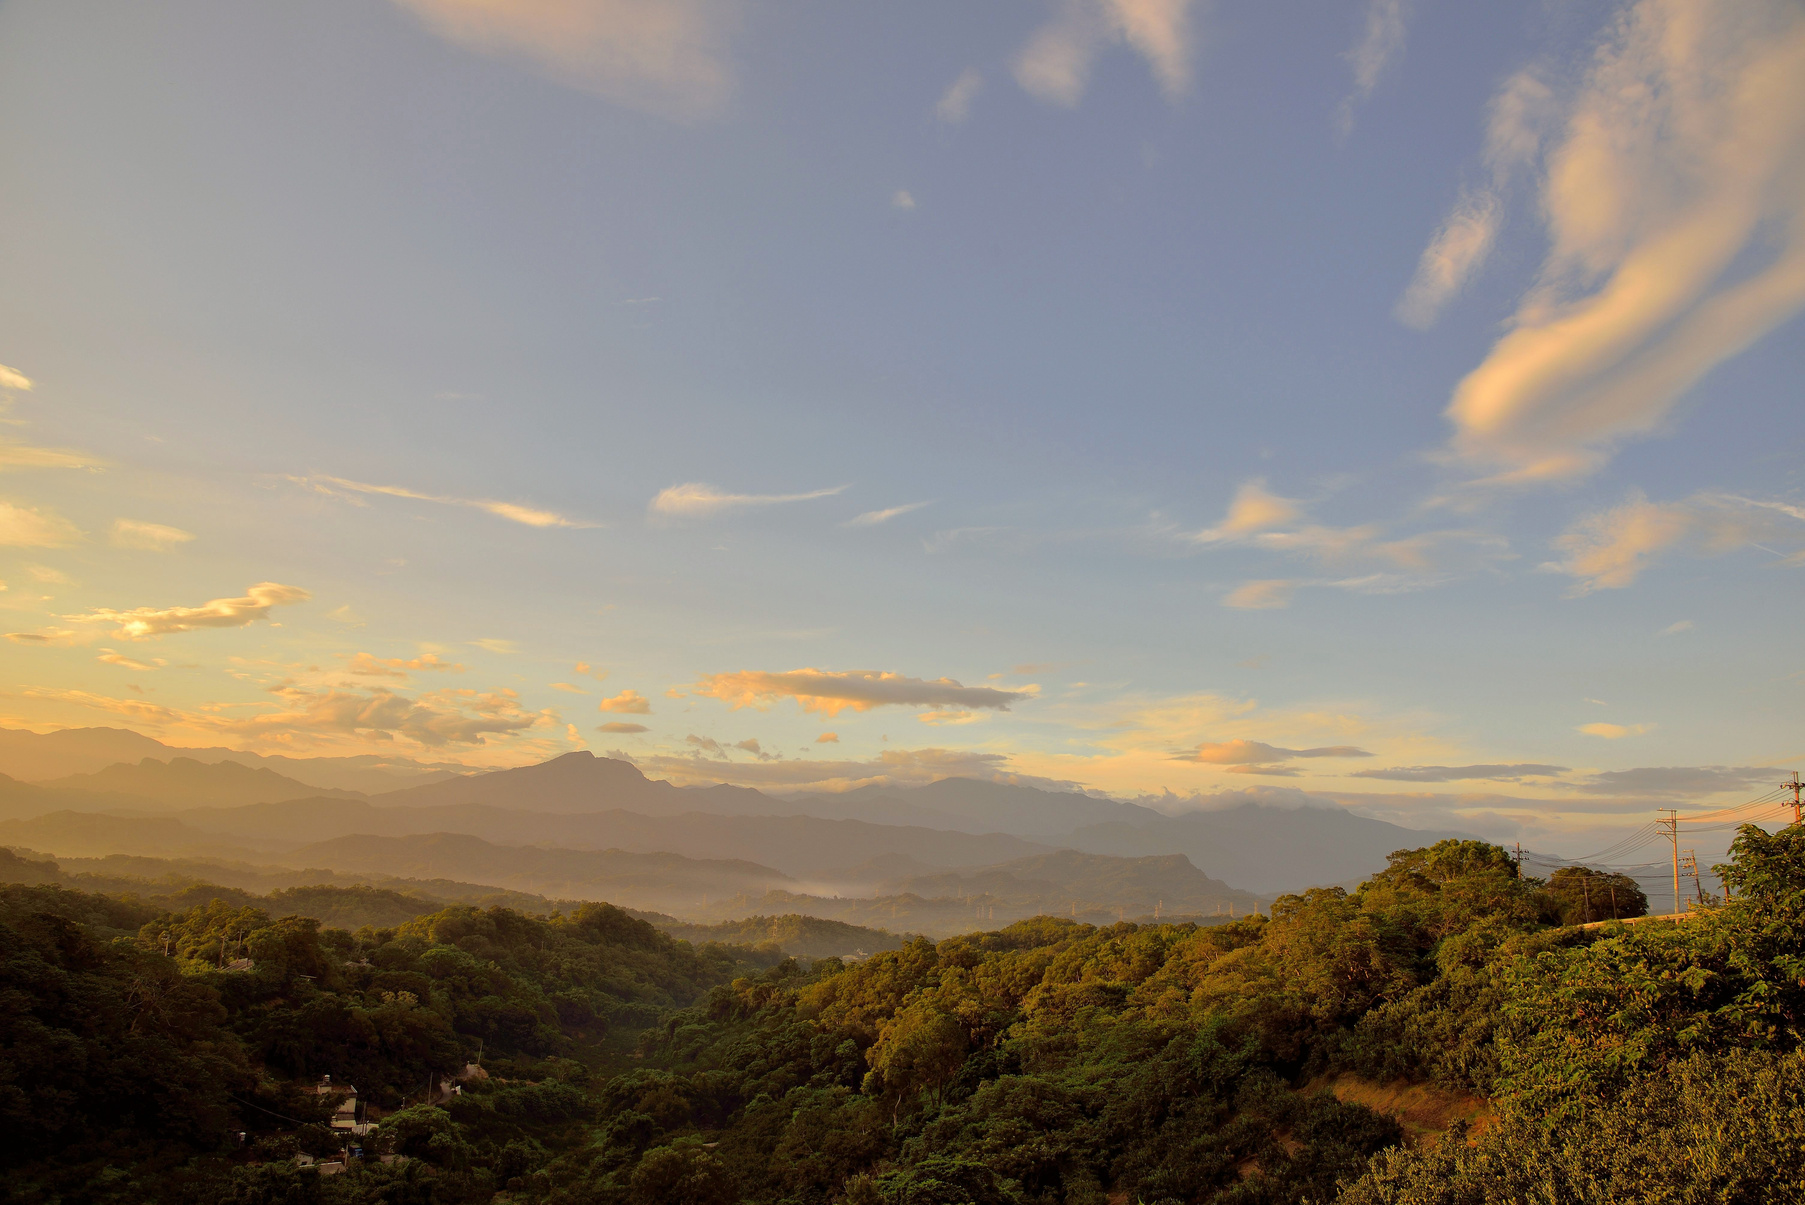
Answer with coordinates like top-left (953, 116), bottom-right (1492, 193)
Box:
top-left (1, 826), bottom-right (1798, 1203)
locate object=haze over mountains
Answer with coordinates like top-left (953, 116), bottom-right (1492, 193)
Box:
top-left (0, 727), bottom-right (1472, 934)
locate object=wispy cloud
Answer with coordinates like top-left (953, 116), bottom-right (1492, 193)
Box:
top-left (1397, 69), bottom-right (1553, 328)
top-left (598, 720), bottom-right (649, 733)
top-left (936, 67), bottom-right (983, 122)
top-left (72, 582), bottom-right (310, 639)
top-left (1435, 0), bottom-right (1805, 481)
top-left (0, 502), bottom-right (82, 548)
top-left (1545, 490), bottom-right (1805, 593)
top-left (1337, 0), bottom-right (1412, 133)
top-left (0, 443), bottom-right (105, 471)
top-left (1351, 763), bottom-right (1568, 783)
top-left (891, 189), bottom-right (917, 210)
top-left (4, 627), bottom-right (94, 646)
top-left (843, 501), bottom-right (931, 527)
top-left (0, 364), bottom-right (32, 391)
top-left (648, 481), bottom-right (846, 518)
top-left (693, 667), bottom-right (1029, 717)
top-left (1188, 480), bottom-right (1301, 543)
top-left (1574, 765), bottom-right (1776, 796)
top-left (110, 519), bottom-right (195, 551)
top-left (97, 650), bottom-right (167, 672)
top-left (1014, 0), bottom-right (1201, 107)
top-left (292, 474), bottom-right (594, 528)
top-left (1222, 579), bottom-right (1294, 610)
top-left (390, 0), bottom-right (739, 121)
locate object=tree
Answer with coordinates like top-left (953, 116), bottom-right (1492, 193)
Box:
top-left (1544, 865), bottom-right (1647, 924)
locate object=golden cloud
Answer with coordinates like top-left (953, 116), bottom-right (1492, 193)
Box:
top-left (390, 0), bottom-right (739, 121)
top-left (293, 474), bottom-right (593, 529)
top-left (1439, 0), bottom-right (1805, 480)
top-left (1223, 579), bottom-right (1294, 610)
top-left (73, 582), bottom-right (310, 638)
top-left (1015, 0), bottom-right (1199, 107)
top-left (345, 652), bottom-right (466, 678)
top-left (26, 682), bottom-right (554, 750)
top-left (0, 502), bottom-right (82, 548)
top-left (1579, 722), bottom-right (1654, 739)
top-left (598, 689), bottom-right (652, 714)
top-left (692, 668), bottom-right (1028, 717)
top-left (1179, 738), bottom-right (1372, 765)
top-left (110, 519), bottom-right (195, 551)
top-left (1546, 490), bottom-right (1805, 593)
top-left (0, 443), bottom-right (105, 471)
top-left (0, 363), bottom-right (32, 391)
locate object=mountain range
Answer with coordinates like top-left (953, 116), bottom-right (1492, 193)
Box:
top-left (0, 728), bottom-right (1471, 924)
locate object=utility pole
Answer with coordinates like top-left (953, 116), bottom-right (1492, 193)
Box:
top-left (1681, 851), bottom-right (1704, 910)
top-left (1788, 773), bottom-right (1802, 826)
top-left (1659, 809), bottom-right (1681, 916)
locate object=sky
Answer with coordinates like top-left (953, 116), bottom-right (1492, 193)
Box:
top-left (1, 0), bottom-right (1803, 853)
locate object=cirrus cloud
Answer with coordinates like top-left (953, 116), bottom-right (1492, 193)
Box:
top-left (692, 668), bottom-right (1029, 717)
top-left (649, 481), bottom-right (847, 519)
top-left (291, 475), bottom-right (594, 529)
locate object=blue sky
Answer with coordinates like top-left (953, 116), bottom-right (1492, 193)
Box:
top-left (2, 0), bottom-right (1803, 851)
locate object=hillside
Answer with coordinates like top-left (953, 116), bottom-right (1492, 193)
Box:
top-left (640, 912), bottom-right (910, 959)
top-left (1, 826), bottom-right (1794, 1202)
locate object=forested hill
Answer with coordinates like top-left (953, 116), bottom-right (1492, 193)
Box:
top-left (2, 827), bottom-right (1801, 1202)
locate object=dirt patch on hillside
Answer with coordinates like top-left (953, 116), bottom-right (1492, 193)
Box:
top-left (1310, 1074), bottom-right (1492, 1147)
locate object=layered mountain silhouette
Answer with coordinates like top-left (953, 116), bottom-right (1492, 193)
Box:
top-left (0, 732), bottom-right (1473, 922)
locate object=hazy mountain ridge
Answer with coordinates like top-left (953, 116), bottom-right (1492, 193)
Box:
top-left (41, 757), bottom-right (367, 807)
top-left (0, 739), bottom-right (1476, 903)
top-left (0, 726), bottom-right (465, 793)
